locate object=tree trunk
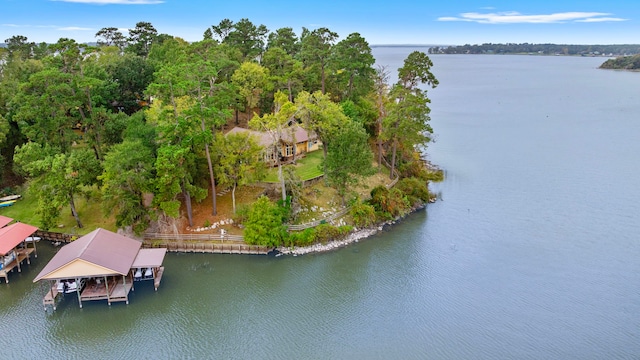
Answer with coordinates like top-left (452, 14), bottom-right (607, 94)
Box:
top-left (287, 79), bottom-right (293, 102)
top-left (348, 73), bottom-right (354, 98)
top-left (183, 185), bottom-right (194, 227)
top-left (276, 146), bottom-right (287, 202)
top-left (69, 194), bottom-right (83, 228)
top-left (201, 119), bottom-right (217, 215)
top-left (321, 64), bottom-right (326, 94)
top-left (377, 138), bottom-right (383, 173)
top-left (205, 143), bottom-right (217, 216)
top-left (390, 138), bottom-right (397, 180)
top-left (231, 183), bottom-right (237, 214)
top-left (377, 118), bottom-right (383, 173)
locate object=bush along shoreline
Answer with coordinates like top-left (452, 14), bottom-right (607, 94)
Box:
top-left (275, 202), bottom-right (430, 256)
top-left (238, 156), bottom-right (443, 256)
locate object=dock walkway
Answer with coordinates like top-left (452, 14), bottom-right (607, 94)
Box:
top-left (1, 248), bottom-right (35, 283)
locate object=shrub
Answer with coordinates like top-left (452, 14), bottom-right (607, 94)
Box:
top-left (350, 202), bottom-right (377, 228)
top-left (288, 228), bottom-right (317, 246)
top-left (396, 177), bottom-right (430, 204)
top-left (369, 185), bottom-right (410, 219)
top-left (232, 204), bottom-right (250, 224)
top-left (313, 224), bottom-right (354, 243)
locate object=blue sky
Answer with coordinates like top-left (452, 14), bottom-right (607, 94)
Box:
top-left (2, 0), bottom-right (638, 45)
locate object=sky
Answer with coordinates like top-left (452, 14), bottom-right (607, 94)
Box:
top-left (2, 0), bottom-right (639, 45)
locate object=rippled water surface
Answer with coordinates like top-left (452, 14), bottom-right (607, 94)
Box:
top-left (1, 50), bottom-right (639, 359)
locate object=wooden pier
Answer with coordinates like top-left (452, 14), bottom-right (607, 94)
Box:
top-left (1, 248), bottom-right (36, 283)
top-left (32, 230), bottom-right (74, 245)
top-left (144, 240), bottom-right (274, 255)
top-left (143, 233), bottom-right (274, 255)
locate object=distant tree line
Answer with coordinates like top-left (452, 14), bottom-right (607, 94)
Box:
top-left (429, 43), bottom-right (640, 56)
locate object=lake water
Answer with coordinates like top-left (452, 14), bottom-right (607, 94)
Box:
top-left (2, 50), bottom-right (639, 359)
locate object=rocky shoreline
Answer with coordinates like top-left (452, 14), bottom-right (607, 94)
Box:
top-left (275, 203), bottom-right (429, 256)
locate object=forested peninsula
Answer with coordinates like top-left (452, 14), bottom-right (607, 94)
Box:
top-left (599, 54), bottom-right (640, 70)
top-left (0, 20), bottom-right (441, 250)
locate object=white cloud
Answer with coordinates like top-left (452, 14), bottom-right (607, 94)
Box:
top-left (51, 0), bottom-right (164, 4)
top-left (576, 17), bottom-right (627, 23)
top-left (437, 11), bottom-right (627, 24)
top-left (2, 24), bottom-right (93, 31)
top-left (58, 26), bottom-right (94, 31)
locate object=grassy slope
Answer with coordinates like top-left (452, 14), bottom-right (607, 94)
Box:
top-left (0, 186), bottom-right (116, 235)
top-left (263, 150), bottom-right (324, 182)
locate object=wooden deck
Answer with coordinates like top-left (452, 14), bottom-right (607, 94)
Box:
top-left (154, 266), bottom-right (164, 290)
top-left (80, 277), bottom-right (133, 305)
top-left (0, 248), bottom-right (35, 283)
top-left (43, 284), bottom-right (61, 310)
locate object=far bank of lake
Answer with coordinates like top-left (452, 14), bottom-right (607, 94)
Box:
top-left (1, 51), bottom-right (639, 359)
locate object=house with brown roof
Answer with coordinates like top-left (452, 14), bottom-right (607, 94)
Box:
top-left (226, 125), bottom-right (321, 166)
top-left (34, 228), bottom-right (166, 311)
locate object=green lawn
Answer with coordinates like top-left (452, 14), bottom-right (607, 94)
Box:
top-left (263, 150), bottom-right (324, 182)
top-left (0, 187), bottom-right (116, 235)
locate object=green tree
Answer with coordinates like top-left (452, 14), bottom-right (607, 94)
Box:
top-left (104, 53), bottom-right (155, 114)
top-left (153, 143), bottom-right (206, 227)
top-left (147, 53), bottom-right (207, 226)
top-left (214, 132), bottom-right (264, 213)
top-left (4, 35), bottom-right (34, 60)
top-left (300, 27), bottom-right (338, 94)
top-left (243, 195), bottom-right (288, 246)
top-left (295, 90), bottom-right (347, 161)
top-left (14, 144), bottom-right (100, 229)
top-left (231, 61), bottom-right (269, 113)
top-left (262, 46), bottom-right (304, 102)
top-left (372, 65), bottom-right (390, 171)
top-left (224, 18), bottom-right (268, 61)
top-left (330, 32), bottom-right (375, 101)
top-left (210, 19), bottom-right (234, 43)
top-left (249, 91), bottom-right (296, 202)
top-left (95, 27), bottom-right (127, 50)
top-left (267, 27), bottom-right (300, 56)
top-left (100, 140), bottom-right (154, 233)
top-left (324, 120), bottom-right (374, 203)
top-left (12, 68), bottom-right (79, 152)
top-left (382, 51), bottom-right (438, 179)
top-left (127, 21), bottom-right (158, 58)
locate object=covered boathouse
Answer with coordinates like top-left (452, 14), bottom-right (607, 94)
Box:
top-left (0, 216), bottom-right (39, 284)
top-left (34, 228), bottom-right (167, 311)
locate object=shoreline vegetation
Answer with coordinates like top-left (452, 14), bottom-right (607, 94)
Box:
top-left (599, 54), bottom-right (640, 70)
top-left (276, 202), bottom-right (431, 256)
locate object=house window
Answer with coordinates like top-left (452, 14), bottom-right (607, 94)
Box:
top-left (285, 144), bottom-right (294, 156)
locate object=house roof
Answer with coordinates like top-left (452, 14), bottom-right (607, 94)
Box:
top-left (0, 222), bottom-right (38, 255)
top-left (132, 248), bottom-right (167, 268)
top-left (0, 215), bottom-right (13, 228)
top-left (33, 228), bottom-right (142, 281)
top-left (226, 126), bottom-right (315, 147)
top-left (226, 127), bottom-right (273, 147)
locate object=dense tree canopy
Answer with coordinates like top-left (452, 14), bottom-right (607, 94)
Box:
top-left (0, 19), bottom-right (438, 235)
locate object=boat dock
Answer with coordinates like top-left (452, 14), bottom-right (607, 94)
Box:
top-left (1, 247), bottom-right (36, 283)
top-left (0, 220), bottom-right (39, 284)
top-left (34, 228), bottom-right (168, 311)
